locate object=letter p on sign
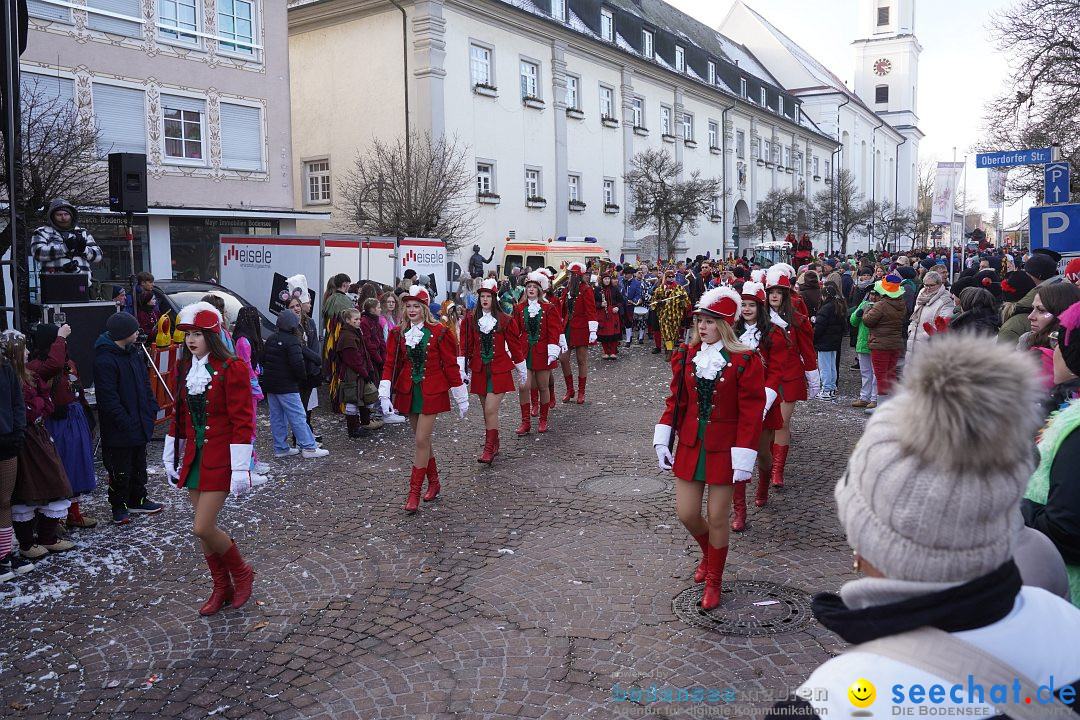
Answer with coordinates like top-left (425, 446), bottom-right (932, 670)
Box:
top-left (1042, 211), bottom-right (1070, 245)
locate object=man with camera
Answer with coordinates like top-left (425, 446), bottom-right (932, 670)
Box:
top-left (30, 198), bottom-right (103, 279)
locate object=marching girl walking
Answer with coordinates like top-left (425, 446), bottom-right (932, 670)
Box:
top-left (457, 279), bottom-right (527, 463)
top-left (596, 272), bottom-right (623, 359)
top-left (163, 302), bottom-right (257, 616)
top-left (556, 262), bottom-right (598, 404)
top-left (513, 272), bottom-right (563, 435)
top-left (764, 266), bottom-right (819, 488)
top-left (379, 285), bottom-right (469, 512)
top-left (730, 281), bottom-right (789, 530)
top-left (653, 287), bottom-right (765, 610)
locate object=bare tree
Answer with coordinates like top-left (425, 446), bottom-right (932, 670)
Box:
top-left (624, 148), bottom-right (721, 261)
top-left (336, 131), bottom-right (477, 253)
top-left (809, 169), bottom-right (872, 255)
top-left (867, 200), bottom-right (914, 253)
top-left (913, 160), bottom-right (934, 248)
top-left (751, 188), bottom-right (803, 243)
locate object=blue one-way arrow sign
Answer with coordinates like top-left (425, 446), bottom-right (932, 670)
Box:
top-left (1045, 162), bottom-right (1071, 205)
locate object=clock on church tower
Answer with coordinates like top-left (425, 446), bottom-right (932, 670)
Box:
top-left (873, 58), bottom-right (892, 76)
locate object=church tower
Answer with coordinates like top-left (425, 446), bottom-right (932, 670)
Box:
top-left (852, 0), bottom-right (922, 210)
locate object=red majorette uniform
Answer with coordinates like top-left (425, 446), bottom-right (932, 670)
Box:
top-left (513, 271), bottom-right (563, 435)
top-left (730, 281), bottom-right (791, 531)
top-left (539, 268), bottom-right (565, 413)
top-left (764, 266), bottom-right (819, 489)
top-left (652, 287), bottom-right (766, 611)
top-left (163, 301), bottom-right (256, 615)
top-left (555, 261), bottom-right (598, 403)
top-left (596, 274), bottom-right (623, 358)
top-left (379, 285), bottom-right (468, 512)
top-left (457, 278), bottom-right (527, 464)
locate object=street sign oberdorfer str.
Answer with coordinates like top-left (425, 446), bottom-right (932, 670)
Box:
top-left (1030, 204), bottom-right (1080, 253)
top-left (1045, 162), bottom-right (1071, 205)
top-left (976, 148), bottom-right (1054, 169)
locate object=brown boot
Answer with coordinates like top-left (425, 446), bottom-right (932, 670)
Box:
top-left (422, 457), bottom-right (440, 502)
top-left (405, 466), bottom-right (426, 512)
top-left (700, 545), bottom-right (728, 610)
top-left (67, 501), bottom-right (97, 529)
top-left (199, 552), bottom-right (234, 616)
top-left (730, 484), bottom-right (747, 532)
top-left (221, 540), bottom-right (254, 609)
top-left (515, 403), bottom-right (531, 435)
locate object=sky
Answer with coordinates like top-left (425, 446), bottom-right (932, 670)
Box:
top-left (665, 0), bottom-right (1023, 226)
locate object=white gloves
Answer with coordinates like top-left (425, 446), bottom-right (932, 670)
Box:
top-left (589, 331), bottom-right (597, 344)
top-left (514, 361), bottom-right (528, 386)
top-left (457, 356), bottom-right (466, 379)
top-left (230, 443), bottom-right (254, 496)
top-left (451, 384), bottom-right (469, 419)
top-left (163, 435), bottom-right (185, 485)
top-left (763, 387), bottom-right (778, 419)
top-left (588, 321), bottom-right (598, 343)
top-left (378, 379), bottom-right (393, 416)
top-left (731, 447), bottom-right (757, 484)
top-left (733, 469), bottom-right (752, 482)
top-left (805, 369), bottom-right (821, 398)
top-left (546, 343), bottom-right (561, 366)
top-left (559, 335), bottom-right (569, 354)
top-left (653, 424), bottom-right (673, 470)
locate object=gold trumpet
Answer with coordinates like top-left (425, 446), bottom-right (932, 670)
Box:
top-left (551, 268), bottom-right (570, 292)
top-left (597, 258), bottom-right (614, 277)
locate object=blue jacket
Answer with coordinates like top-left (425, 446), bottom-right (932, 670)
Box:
top-left (93, 332), bottom-right (158, 447)
top-left (621, 277), bottom-right (642, 305)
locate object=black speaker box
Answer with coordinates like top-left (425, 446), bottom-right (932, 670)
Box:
top-left (44, 302), bottom-right (122, 387)
top-left (108, 153), bottom-right (148, 214)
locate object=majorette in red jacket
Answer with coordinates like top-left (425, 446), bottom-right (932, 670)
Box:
top-left (383, 322), bottom-right (464, 415)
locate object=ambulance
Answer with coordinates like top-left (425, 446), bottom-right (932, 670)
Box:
top-left (499, 236), bottom-right (611, 276)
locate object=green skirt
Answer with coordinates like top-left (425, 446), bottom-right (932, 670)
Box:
top-left (183, 446), bottom-right (202, 489)
top-left (693, 420), bottom-right (707, 482)
top-left (411, 384), bottom-right (424, 415)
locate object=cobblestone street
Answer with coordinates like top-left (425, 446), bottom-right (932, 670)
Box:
top-left (1, 344), bottom-right (867, 719)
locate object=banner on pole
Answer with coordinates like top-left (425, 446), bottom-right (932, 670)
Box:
top-left (932, 162), bottom-right (965, 225)
top-left (988, 168), bottom-right (1007, 207)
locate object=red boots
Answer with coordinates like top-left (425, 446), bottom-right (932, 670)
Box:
top-left (700, 545), bottom-right (729, 610)
top-left (771, 443), bottom-right (789, 488)
top-left (516, 403), bottom-right (531, 435)
top-left (423, 456), bottom-right (440, 501)
top-left (530, 387), bottom-right (540, 417)
top-left (692, 532), bottom-right (709, 583)
top-left (730, 484), bottom-right (747, 532)
top-left (405, 466), bottom-right (425, 512)
top-left (200, 552), bottom-right (234, 615)
top-left (478, 429), bottom-right (499, 464)
top-left (538, 402), bottom-right (549, 433)
top-left (221, 541), bottom-right (254, 609)
top-left (755, 460), bottom-right (771, 507)
top-left (561, 374), bottom-right (575, 403)
top-left (576, 376), bottom-right (587, 404)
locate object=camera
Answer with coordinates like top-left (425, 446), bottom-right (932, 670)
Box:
top-left (55, 311), bottom-right (66, 325)
top-left (136, 330), bottom-right (149, 345)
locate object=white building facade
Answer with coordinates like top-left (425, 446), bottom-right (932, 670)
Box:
top-left (288, 0), bottom-right (840, 265)
top-left (22, 0), bottom-right (321, 284)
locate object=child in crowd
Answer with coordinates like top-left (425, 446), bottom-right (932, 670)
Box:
top-left (333, 308), bottom-right (382, 437)
top-left (233, 307), bottom-right (270, 477)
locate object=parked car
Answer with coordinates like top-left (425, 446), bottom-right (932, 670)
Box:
top-left (153, 280), bottom-right (277, 336)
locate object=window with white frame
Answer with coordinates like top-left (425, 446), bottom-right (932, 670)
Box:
top-left (162, 95), bottom-right (205, 162)
top-left (632, 97), bottom-right (643, 127)
top-left (218, 0), bottom-right (255, 55)
top-left (642, 29), bottom-right (653, 59)
top-left (603, 178), bottom-right (615, 205)
top-left (525, 168), bottom-right (541, 198)
top-left (220, 102), bottom-right (263, 170)
top-left (711, 194), bottom-right (720, 216)
top-left (773, 142), bottom-right (781, 164)
top-left (783, 145), bottom-right (791, 168)
top-left (306, 160), bottom-right (331, 204)
top-left (93, 83), bottom-right (146, 156)
top-left (87, 0), bottom-right (142, 38)
top-left (707, 61), bottom-right (716, 85)
top-left (763, 140), bottom-right (772, 163)
top-left (740, 78), bottom-right (747, 98)
top-left (675, 45), bottom-right (685, 72)
top-left (476, 162), bottom-right (494, 195)
top-left (660, 105), bottom-right (671, 135)
top-left (681, 113), bottom-right (693, 141)
top-left (568, 174), bottom-right (580, 202)
top-left (795, 105), bottom-right (801, 123)
top-left (812, 156), bottom-right (820, 176)
top-left (28, 0), bottom-right (70, 21)
top-left (707, 120), bottom-right (718, 148)
top-left (778, 96), bottom-right (784, 116)
top-left (159, 0), bottom-right (198, 44)
top-left (520, 60), bottom-right (539, 99)
top-left (736, 130), bottom-right (745, 159)
top-left (760, 87), bottom-right (767, 108)
top-left (566, 75), bottom-right (580, 110)
top-left (825, 159), bottom-right (831, 176)
top-left (551, 0), bottom-right (566, 21)
top-left (470, 44), bottom-right (492, 87)
top-left (600, 8), bottom-right (613, 41)
top-left (599, 85), bottom-right (614, 118)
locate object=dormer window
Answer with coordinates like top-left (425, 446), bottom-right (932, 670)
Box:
top-left (600, 8), bottom-right (613, 41)
top-left (551, 0), bottom-right (565, 22)
top-left (642, 29), bottom-right (654, 59)
top-left (707, 61), bottom-right (716, 85)
top-left (675, 45), bottom-right (685, 72)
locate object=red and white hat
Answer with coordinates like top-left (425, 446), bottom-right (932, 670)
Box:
top-left (741, 281), bottom-right (766, 304)
top-left (773, 262), bottom-right (796, 279)
top-left (750, 269), bottom-right (766, 284)
top-left (402, 285), bottom-right (431, 305)
top-left (765, 267), bottom-right (792, 291)
top-left (568, 261), bottom-right (586, 275)
top-left (525, 271), bottom-right (550, 291)
top-left (477, 278), bottom-right (499, 296)
top-left (177, 301), bottom-right (223, 333)
top-left (695, 287), bottom-right (741, 324)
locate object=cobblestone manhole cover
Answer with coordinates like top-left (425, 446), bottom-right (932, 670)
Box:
top-left (580, 476), bottom-right (667, 496)
top-left (672, 581), bottom-right (813, 636)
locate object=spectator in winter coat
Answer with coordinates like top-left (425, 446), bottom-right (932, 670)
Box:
top-left (813, 284), bottom-right (847, 400)
top-left (260, 311), bottom-right (327, 459)
top-left (798, 271), bottom-right (822, 317)
top-left (861, 274), bottom-right (907, 400)
top-left (849, 295), bottom-right (877, 409)
top-left (950, 287), bottom-right (1001, 337)
top-left (998, 270), bottom-right (1038, 347)
top-left (30, 198), bottom-right (103, 279)
top-left (767, 334), bottom-right (1080, 719)
top-left (905, 271), bottom-right (954, 359)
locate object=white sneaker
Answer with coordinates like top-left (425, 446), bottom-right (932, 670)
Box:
top-left (250, 473), bottom-right (269, 487)
top-left (382, 411), bottom-right (407, 424)
top-left (274, 448), bottom-right (300, 459)
top-left (301, 447), bottom-right (329, 459)
top-left (253, 461), bottom-right (270, 474)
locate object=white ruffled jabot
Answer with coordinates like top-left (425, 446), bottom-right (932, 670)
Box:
top-left (526, 300), bottom-right (541, 317)
top-left (404, 323), bottom-right (425, 348)
top-left (186, 354), bottom-right (212, 396)
top-left (739, 325), bottom-right (761, 350)
top-left (478, 313), bottom-right (497, 334)
top-left (692, 341), bottom-right (727, 380)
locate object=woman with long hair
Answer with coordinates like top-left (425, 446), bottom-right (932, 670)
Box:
top-left (458, 279), bottom-right (527, 464)
top-left (556, 262), bottom-right (598, 403)
top-left (596, 272), bottom-right (623, 359)
top-left (380, 292), bottom-right (402, 339)
top-left (764, 266), bottom-right (818, 488)
top-left (163, 302), bottom-right (256, 616)
top-left (653, 287), bottom-right (765, 610)
top-left (730, 281), bottom-right (788, 529)
top-left (232, 306), bottom-right (269, 476)
top-left (513, 272), bottom-right (562, 434)
top-left (379, 286), bottom-right (468, 513)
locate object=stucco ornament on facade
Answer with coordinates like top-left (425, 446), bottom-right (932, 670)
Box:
top-left (207, 89), bottom-right (223, 175)
top-left (145, 82), bottom-right (163, 172)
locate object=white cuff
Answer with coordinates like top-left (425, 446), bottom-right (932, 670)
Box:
top-left (652, 424), bottom-right (672, 448)
top-left (514, 360), bottom-right (528, 378)
top-left (764, 387), bottom-right (778, 414)
top-left (230, 443), bottom-right (253, 473)
top-left (163, 434), bottom-right (177, 468)
top-left (731, 447), bottom-right (757, 474)
top-left (457, 356), bottom-right (466, 377)
top-left (559, 335), bottom-right (568, 352)
top-left (547, 344), bottom-right (561, 360)
top-left (378, 379), bottom-right (391, 400)
top-left (588, 320), bottom-right (599, 332)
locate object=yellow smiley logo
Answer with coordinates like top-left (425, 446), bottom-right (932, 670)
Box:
top-left (848, 678), bottom-right (876, 708)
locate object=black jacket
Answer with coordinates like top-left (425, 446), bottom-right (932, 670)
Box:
top-left (0, 362), bottom-right (26, 459)
top-left (813, 300), bottom-right (847, 352)
top-left (260, 330), bottom-right (307, 395)
top-left (949, 307), bottom-right (1000, 336)
top-left (1023, 425), bottom-right (1080, 566)
top-left (93, 333), bottom-right (158, 447)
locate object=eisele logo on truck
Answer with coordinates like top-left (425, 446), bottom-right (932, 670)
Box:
top-left (402, 248), bottom-right (445, 266)
top-left (223, 246), bottom-right (273, 267)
